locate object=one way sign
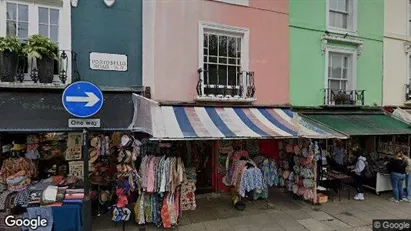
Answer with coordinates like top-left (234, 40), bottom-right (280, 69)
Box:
top-left (62, 81), bottom-right (104, 118)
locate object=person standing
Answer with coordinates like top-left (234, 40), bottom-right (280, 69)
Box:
top-left (351, 149), bottom-right (366, 201)
top-left (386, 151), bottom-right (407, 202)
top-left (332, 140), bottom-right (346, 172)
top-left (402, 154), bottom-right (411, 201)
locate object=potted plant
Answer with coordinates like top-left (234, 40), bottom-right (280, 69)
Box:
top-left (0, 36), bottom-right (22, 82)
top-left (23, 35), bottom-right (58, 83)
top-left (334, 91), bottom-right (350, 105)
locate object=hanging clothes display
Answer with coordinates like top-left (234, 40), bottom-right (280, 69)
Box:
top-left (252, 156), bottom-right (279, 199)
top-left (134, 154), bottom-right (186, 228)
top-left (278, 139), bottom-right (317, 203)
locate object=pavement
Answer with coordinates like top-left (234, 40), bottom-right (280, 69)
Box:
top-left (93, 188), bottom-right (411, 231)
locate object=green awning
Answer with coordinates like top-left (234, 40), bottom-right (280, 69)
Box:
top-left (304, 113), bottom-right (411, 136)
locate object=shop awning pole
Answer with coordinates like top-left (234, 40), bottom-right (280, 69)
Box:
top-left (82, 129), bottom-right (92, 231)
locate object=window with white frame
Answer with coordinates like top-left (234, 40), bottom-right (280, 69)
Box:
top-left (328, 0), bottom-right (357, 32)
top-left (200, 23), bottom-right (249, 98)
top-left (1, 1), bottom-right (65, 83)
top-left (327, 52), bottom-right (353, 90)
top-left (6, 2), bottom-right (29, 40)
top-left (38, 7), bottom-right (59, 43)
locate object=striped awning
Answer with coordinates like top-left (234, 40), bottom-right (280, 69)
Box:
top-left (130, 95), bottom-right (346, 140)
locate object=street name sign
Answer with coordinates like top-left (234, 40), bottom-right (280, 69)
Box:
top-left (68, 118), bottom-right (101, 128)
top-left (62, 81), bottom-right (104, 118)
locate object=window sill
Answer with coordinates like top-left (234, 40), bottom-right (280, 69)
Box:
top-left (326, 27), bottom-right (358, 37)
top-left (0, 82), bottom-right (68, 89)
top-left (195, 95), bottom-right (256, 103)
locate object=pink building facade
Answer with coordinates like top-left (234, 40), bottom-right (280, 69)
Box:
top-left (143, 0), bottom-right (289, 106)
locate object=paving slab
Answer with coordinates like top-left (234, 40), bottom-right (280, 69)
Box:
top-left (306, 211), bottom-right (335, 221)
top-left (283, 209), bottom-right (312, 220)
top-left (320, 219), bottom-right (352, 230)
top-left (332, 213), bottom-right (368, 227)
top-left (177, 223), bottom-right (207, 231)
top-left (203, 219), bottom-right (234, 231)
top-left (297, 218), bottom-right (335, 231)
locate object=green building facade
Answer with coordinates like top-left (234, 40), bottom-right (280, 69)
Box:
top-left (289, 0), bottom-right (384, 107)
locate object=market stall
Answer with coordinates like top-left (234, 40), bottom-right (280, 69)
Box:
top-left (0, 132), bottom-right (145, 231)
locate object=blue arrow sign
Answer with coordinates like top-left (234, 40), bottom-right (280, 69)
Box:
top-left (62, 81), bottom-right (104, 118)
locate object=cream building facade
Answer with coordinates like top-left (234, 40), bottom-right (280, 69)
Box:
top-left (383, 0), bottom-right (411, 106)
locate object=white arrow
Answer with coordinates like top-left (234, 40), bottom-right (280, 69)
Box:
top-left (66, 92), bottom-right (100, 107)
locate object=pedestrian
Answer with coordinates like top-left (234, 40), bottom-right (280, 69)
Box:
top-left (386, 151), bottom-right (407, 202)
top-left (332, 140), bottom-right (346, 172)
top-left (402, 154), bottom-right (411, 201)
top-left (351, 148), bottom-right (366, 201)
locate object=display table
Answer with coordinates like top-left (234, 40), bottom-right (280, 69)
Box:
top-left (365, 172), bottom-right (407, 195)
top-left (52, 204), bottom-right (82, 231)
top-left (23, 204), bottom-right (82, 231)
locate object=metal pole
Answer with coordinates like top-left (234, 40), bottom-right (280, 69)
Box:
top-left (82, 129), bottom-right (92, 231)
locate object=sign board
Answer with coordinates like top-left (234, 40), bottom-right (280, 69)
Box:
top-left (89, 52), bottom-right (127, 72)
top-left (62, 81), bottom-right (104, 118)
top-left (69, 118), bottom-right (101, 128)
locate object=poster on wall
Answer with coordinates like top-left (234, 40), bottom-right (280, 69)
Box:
top-left (69, 161), bottom-right (84, 178)
top-left (65, 133), bottom-right (82, 161)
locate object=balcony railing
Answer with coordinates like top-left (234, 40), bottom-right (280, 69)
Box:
top-left (323, 88), bottom-right (365, 106)
top-left (0, 50), bottom-right (80, 86)
top-left (196, 68), bottom-right (256, 101)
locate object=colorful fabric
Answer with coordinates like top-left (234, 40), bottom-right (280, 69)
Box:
top-left (239, 168), bottom-right (263, 197)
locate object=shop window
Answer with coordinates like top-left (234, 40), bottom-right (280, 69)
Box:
top-left (327, 0), bottom-right (357, 33)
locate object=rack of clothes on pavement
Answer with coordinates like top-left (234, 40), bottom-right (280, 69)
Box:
top-left (222, 149), bottom-right (279, 210)
top-left (133, 146), bottom-right (189, 229)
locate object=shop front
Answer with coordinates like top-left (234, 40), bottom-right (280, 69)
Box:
top-left (130, 94), bottom-right (347, 222)
top-left (302, 108), bottom-right (411, 196)
top-left (0, 89), bottom-right (144, 231)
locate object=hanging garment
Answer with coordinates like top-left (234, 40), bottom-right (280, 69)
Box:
top-left (180, 181), bottom-right (196, 211)
top-left (239, 167), bottom-right (263, 197)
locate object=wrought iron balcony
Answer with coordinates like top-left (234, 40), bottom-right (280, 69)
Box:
top-left (323, 88), bottom-right (365, 106)
top-left (0, 50), bottom-right (80, 86)
top-left (196, 68), bottom-right (256, 102)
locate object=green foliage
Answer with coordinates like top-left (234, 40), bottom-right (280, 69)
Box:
top-left (23, 34), bottom-right (59, 60)
top-left (0, 36), bottom-right (22, 54)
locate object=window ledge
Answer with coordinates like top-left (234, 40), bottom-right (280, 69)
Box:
top-left (322, 34), bottom-right (364, 57)
top-left (326, 27), bottom-right (358, 37)
top-left (0, 82), bottom-right (67, 89)
top-left (195, 96), bottom-right (256, 103)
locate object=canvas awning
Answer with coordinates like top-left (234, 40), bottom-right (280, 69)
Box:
top-left (304, 112), bottom-right (411, 136)
top-left (130, 94), bottom-right (347, 140)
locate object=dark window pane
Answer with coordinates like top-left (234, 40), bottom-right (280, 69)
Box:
top-left (219, 57), bottom-right (227, 64)
top-left (218, 65), bottom-right (227, 85)
top-left (6, 21), bottom-right (16, 36)
top-left (237, 58), bottom-right (241, 65)
top-left (237, 67), bottom-right (241, 84)
top-left (209, 35), bottom-right (217, 56)
top-left (228, 66), bottom-right (236, 85)
top-left (228, 37), bottom-right (236, 57)
top-left (203, 63), bottom-right (208, 84)
top-left (208, 64), bottom-right (217, 85)
top-left (204, 34), bottom-right (208, 48)
top-left (39, 7), bottom-right (48, 24)
top-left (50, 9), bottom-right (59, 25)
top-left (209, 57), bottom-right (217, 63)
top-left (219, 36), bottom-right (227, 56)
top-left (18, 22), bottom-right (28, 39)
top-left (203, 56), bottom-right (207, 63)
top-left (18, 5), bottom-right (28, 22)
top-left (203, 48), bottom-right (208, 56)
top-left (229, 58), bottom-right (236, 65)
top-left (7, 3), bottom-right (17, 20)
